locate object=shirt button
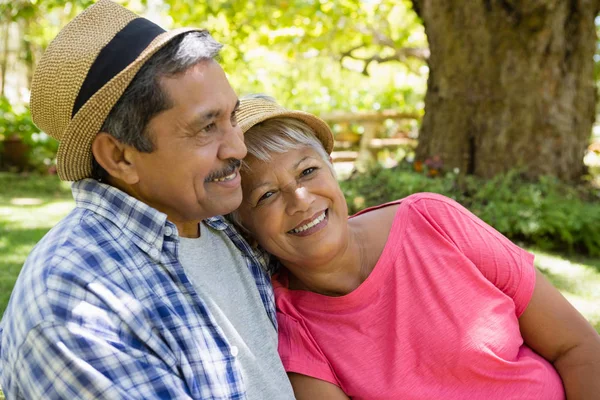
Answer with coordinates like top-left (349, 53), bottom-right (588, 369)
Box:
top-left (149, 248), bottom-right (160, 259)
top-left (164, 226), bottom-right (173, 237)
top-left (230, 346), bottom-right (239, 357)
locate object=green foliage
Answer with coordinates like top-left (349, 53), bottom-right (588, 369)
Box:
top-left (341, 166), bottom-right (600, 256)
top-left (0, 97), bottom-right (58, 171)
top-left (3, 0), bottom-right (428, 170)
top-left (0, 172), bottom-right (70, 199)
top-left (161, 0), bottom-right (427, 114)
top-left (0, 96), bottom-right (37, 141)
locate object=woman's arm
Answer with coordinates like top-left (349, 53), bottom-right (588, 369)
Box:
top-left (288, 373), bottom-right (350, 400)
top-left (519, 269), bottom-right (600, 399)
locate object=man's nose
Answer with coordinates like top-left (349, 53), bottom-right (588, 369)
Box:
top-left (218, 125), bottom-right (247, 161)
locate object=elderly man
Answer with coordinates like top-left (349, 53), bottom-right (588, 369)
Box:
top-left (0, 1), bottom-right (294, 398)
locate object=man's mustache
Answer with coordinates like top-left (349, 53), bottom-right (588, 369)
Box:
top-left (205, 159), bottom-right (242, 182)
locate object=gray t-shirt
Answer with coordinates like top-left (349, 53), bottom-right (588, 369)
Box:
top-left (179, 223), bottom-right (294, 400)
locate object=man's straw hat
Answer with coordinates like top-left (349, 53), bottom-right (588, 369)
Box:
top-left (30, 0), bottom-right (204, 181)
top-left (237, 97), bottom-right (334, 154)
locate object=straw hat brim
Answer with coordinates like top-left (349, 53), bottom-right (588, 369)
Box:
top-left (56, 27), bottom-right (202, 181)
top-left (238, 108), bottom-right (334, 155)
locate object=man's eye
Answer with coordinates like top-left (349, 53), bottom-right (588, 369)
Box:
top-left (202, 123), bottom-right (216, 132)
top-left (231, 110), bottom-right (238, 126)
top-left (257, 191), bottom-right (275, 204)
top-left (301, 167), bottom-right (317, 176)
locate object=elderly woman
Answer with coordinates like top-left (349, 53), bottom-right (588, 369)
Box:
top-left (230, 95), bottom-right (600, 399)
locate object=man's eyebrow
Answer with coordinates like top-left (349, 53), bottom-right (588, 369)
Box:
top-left (186, 100), bottom-right (240, 131)
top-left (185, 110), bottom-right (220, 131)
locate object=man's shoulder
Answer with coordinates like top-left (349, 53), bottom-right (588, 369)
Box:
top-left (28, 206), bottom-right (125, 269)
top-left (3, 207), bottom-right (135, 332)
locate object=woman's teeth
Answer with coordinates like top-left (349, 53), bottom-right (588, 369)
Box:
top-left (212, 172), bottom-right (236, 182)
top-left (290, 211), bottom-right (327, 234)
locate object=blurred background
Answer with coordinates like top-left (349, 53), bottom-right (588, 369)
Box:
top-left (0, 1), bottom-right (599, 331)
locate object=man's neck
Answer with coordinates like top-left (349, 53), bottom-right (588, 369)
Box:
top-left (106, 176), bottom-right (202, 238)
top-left (177, 221), bottom-right (201, 238)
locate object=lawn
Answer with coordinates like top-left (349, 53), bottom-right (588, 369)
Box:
top-left (0, 173), bottom-right (74, 315)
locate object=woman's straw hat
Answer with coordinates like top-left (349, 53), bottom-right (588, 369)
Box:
top-left (30, 0), bottom-right (204, 181)
top-left (237, 96), bottom-right (334, 154)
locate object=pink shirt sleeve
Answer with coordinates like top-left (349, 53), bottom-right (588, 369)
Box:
top-left (276, 311), bottom-right (339, 386)
top-left (408, 194), bottom-right (536, 317)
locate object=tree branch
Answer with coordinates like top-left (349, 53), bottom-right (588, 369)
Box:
top-left (339, 43), bottom-right (429, 76)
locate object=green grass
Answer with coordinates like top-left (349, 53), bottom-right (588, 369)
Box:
top-left (0, 173), bottom-right (74, 316)
top-left (534, 250), bottom-right (600, 332)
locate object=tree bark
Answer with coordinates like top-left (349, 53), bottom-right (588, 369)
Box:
top-left (412, 0), bottom-right (600, 181)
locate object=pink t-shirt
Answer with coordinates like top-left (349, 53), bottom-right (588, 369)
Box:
top-left (274, 193), bottom-right (564, 399)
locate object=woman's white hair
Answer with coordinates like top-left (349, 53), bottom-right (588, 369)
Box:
top-left (240, 94), bottom-right (333, 173)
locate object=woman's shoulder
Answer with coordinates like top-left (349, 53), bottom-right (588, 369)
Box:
top-left (349, 193), bottom-right (465, 248)
top-left (349, 192), bottom-right (455, 223)
top-left (350, 192), bottom-right (456, 216)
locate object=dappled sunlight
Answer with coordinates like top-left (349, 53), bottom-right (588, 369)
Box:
top-left (532, 249), bottom-right (600, 327)
top-left (0, 192), bottom-right (74, 317)
top-left (2, 245), bottom-right (38, 262)
top-left (10, 197), bottom-right (43, 206)
top-left (534, 251), bottom-right (600, 288)
top-left (0, 200), bottom-right (74, 229)
top-left (560, 293), bottom-right (600, 327)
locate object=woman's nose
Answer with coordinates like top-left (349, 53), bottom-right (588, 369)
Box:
top-left (285, 186), bottom-right (314, 216)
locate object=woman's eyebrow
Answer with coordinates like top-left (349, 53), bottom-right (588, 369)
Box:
top-left (292, 156), bottom-right (314, 170)
top-left (249, 181), bottom-right (272, 194)
top-left (247, 155), bottom-right (317, 194)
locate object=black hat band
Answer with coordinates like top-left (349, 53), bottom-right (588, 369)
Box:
top-left (72, 17), bottom-right (165, 117)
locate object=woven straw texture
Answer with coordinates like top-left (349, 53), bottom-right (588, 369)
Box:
top-left (237, 98), bottom-right (334, 154)
top-left (30, 0), bottom-right (202, 181)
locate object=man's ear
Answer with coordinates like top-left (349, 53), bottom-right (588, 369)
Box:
top-left (92, 133), bottom-right (139, 185)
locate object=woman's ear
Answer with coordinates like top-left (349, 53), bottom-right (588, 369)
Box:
top-left (92, 133), bottom-right (140, 185)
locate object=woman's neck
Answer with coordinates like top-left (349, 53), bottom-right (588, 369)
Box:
top-left (284, 224), bottom-right (372, 296)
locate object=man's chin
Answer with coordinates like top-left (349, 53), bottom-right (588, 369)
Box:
top-left (207, 192), bottom-right (244, 218)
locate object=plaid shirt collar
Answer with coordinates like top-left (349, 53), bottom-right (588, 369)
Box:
top-left (73, 179), bottom-right (230, 258)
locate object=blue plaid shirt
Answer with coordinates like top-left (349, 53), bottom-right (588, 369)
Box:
top-left (0, 179), bottom-right (276, 399)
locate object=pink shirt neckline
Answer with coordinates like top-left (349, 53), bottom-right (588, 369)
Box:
top-left (272, 200), bottom-right (406, 311)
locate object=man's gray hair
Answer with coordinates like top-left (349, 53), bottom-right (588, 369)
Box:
top-left (92, 31), bottom-right (223, 180)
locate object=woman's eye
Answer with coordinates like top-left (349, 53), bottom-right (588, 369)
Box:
top-left (231, 111), bottom-right (238, 126)
top-left (301, 167), bottom-right (317, 176)
top-left (257, 191), bottom-right (275, 204)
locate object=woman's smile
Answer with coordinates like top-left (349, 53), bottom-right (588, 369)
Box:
top-left (288, 209), bottom-right (329, 236)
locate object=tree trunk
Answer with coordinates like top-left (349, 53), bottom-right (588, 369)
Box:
top-left (412, 0), bottom-right (599, 182)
